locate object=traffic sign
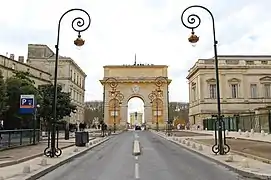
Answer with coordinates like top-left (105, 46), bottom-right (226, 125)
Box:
top-left (20, 95), bottom-right (35, 114)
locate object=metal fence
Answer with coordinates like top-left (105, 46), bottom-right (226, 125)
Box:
top-left (203, 113), bottom-right (271, 133)
top-left (0, 129), bottom-right (40, 150)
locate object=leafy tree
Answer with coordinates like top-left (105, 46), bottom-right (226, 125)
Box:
top-left (0, 71), bottom-right (7, 118)
top-left (38, 84), bottom-right (77, 128)
top-left (84, 101), bottom-right (103, 126)
top-left (4, 71), bottom-right (40, 129)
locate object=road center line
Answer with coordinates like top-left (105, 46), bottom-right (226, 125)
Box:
top-left (135, 156), bottom-right (139, 160)
top-left (135, 163), bottom-right (140, 179)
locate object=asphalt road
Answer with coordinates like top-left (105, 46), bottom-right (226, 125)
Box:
top-left (39, 131), bottom-right (250, 180)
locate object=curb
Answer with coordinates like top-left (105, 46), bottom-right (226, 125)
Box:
top-left (191, 139), bottom-right (271, 165)
top-left (0, 138), bottom-right (96, 168)
top-left (24, 137), bottom-right (110, 180)
top-left (153, 132), bottom-right (271, 180)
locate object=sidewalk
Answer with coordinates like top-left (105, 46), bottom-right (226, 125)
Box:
top-left (179, 129), bottom-right (271, 143)
top-left (152, 130), bottom-right (271, 179)
top-left (0, 137), bottom-right (109, 180)
top-left (0, 137), bottom-right (95, 168)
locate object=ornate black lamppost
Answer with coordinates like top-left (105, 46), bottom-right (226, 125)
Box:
top-left (102, 77), bottom-right (119, 124)
top-left (181, 5), bottom-right (230, 155)
top-left (110, 88), bottom-right (124, 133)
top-left (148, 89), bottom-right (163, 131)
top-left (44, 9), bottom-right (91, 158)
top-left (154, 76), bottom-right (170, 135)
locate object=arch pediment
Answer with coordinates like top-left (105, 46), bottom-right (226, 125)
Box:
top-left (260, 76), bottom-right (271, 82)
top-left (206, 78), bottom-right (216, 83)
top-left (228, 78), bottom-right (241, 83)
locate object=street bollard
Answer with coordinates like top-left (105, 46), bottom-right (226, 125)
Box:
top-left (23, 165), bottom-right (31, 173)
top-left (40, 158), bottom-right (47, 166)
top-left (192, 143), bottom-right (196, 149)
top-left (225, 155), bottom-right (234, 162)
top-left (73, 148), bottom-right (79, 152)
top-left (241, 158), bottom-right (249, 168)
top-left (238, 129), bottom-right (242, 135)
top-left (198, 145), bottom-right (203, 151)
top-left (186, 141), bottom-right (190, 146)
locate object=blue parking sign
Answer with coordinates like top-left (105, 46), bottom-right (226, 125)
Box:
top-left (20, 95), bottom-right (35, 114)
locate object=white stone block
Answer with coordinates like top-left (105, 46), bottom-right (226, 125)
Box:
top-left (225, 155), bottom-right (234, 162)
top-left (225, 130), bottom-right (229, 136)
top-left (250, 129), bottom-right (254, 134)
top-left (40, 158), bottom-right (47, 166)
top-left (198, 145), bottom-right (203, 151)
top-left (192, 143), bottom-right (196, 149)
top-left (238, 129), bottom-right (242, 135)
top-left (23, 165), bottom-right (30, 173)
top-left (244, 131), bottom-right (249, 137)
top-left (186, 141), bottom-right (190, 146)
top-left (261, 130), bottom-right (265, 136)
top-left (241, 158), bottom-right (249, 168)
top-left (205, 128), bottom-right (207, 131)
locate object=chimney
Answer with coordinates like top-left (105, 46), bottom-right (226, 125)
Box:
top-left (10, 54), bottom-right (14, 60)
top-left (18, 56), bottom-right (24, 63)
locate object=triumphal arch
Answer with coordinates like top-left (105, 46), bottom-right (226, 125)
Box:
top-left (100, 63), bottom-right (171, 129)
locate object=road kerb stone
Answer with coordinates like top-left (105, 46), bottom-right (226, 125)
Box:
top-left (24, 137), bottom-right (110, 180)
top-left (152, 131), bottom-right (271, 180)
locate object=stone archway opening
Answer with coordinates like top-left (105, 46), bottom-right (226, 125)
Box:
top-left (127, 97), bottom-right (145, 128)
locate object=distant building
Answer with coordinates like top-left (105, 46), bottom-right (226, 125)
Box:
top-left (0, 54), bottom-right (51, 86)
top-left (187, 55), bottom-right (271, 126)
top-left (129, 112), bottom-right (143, 125)
top-left (27, 44), bottom-right (87, 124)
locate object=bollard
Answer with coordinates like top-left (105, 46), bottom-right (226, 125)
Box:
top-left (89, 142), bottom-right (93, 146)
top-left (261, 130), bottom-right (265, 137)
top-left (186, 141), bottom-right (190, 146)
top-left (40, 158), bottom-right (47, 166)
top-left (23, 165), bottom-right (31, 173)
top-left (192, 143), bottom-right (196, 149)
top-left (198, 145), bottom-right (203, 151)
top-left (241, 158), bottom-right (249, 168)
top-left (73, 148), bottom-right (79, 152)
top-left (225, 130), bottom-right (229, 136)
top-left (225, 155), bottom-right (234, 162)
top-left (179, 139), bottom-right (182, 143)
top-left (182, 140), bottom-right (186, 144)
top-left (205, 128), bottom-right (207, 131)
top-left (244, 131), bottom-right (249, 137)
top-left (238, 129), bottom-right (242, 135)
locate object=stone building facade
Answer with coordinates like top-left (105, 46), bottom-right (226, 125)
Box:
top-left (27, 44), bottom-right (86, 124)
top-left (0, 54), bottom-right (51, 86)
top-left (187, 55), bottom-right (271, 126)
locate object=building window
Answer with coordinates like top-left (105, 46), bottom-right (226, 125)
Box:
top-left (11, 63), bottom-right (15, 70)
top-left (73, 72), bottom-right (76, 81)
top-left (231, 84), bottom-right (238, 98)
top-left (191, 86), bottom-right (196, 101)
top-left (250, 84), bottom-right (257, 98)
top-left (209, 84), bottom-right (216, 99)
top-left (261, 61), bottom-right (268, 65)
top-left (70, 69), bottom-right (73, 78)
top-left (39, 72), bottom-right (42, 78)
top-left (264, 84), bottom-right (271, 98)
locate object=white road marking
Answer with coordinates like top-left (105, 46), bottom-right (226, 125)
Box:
top-left (135, 156), bottom-right (139, 160)
top-left (135, 163), bottom-right (140, 179)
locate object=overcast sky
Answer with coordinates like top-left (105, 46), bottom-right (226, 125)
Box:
top-left (1, 0), bottom-right (271, 103)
